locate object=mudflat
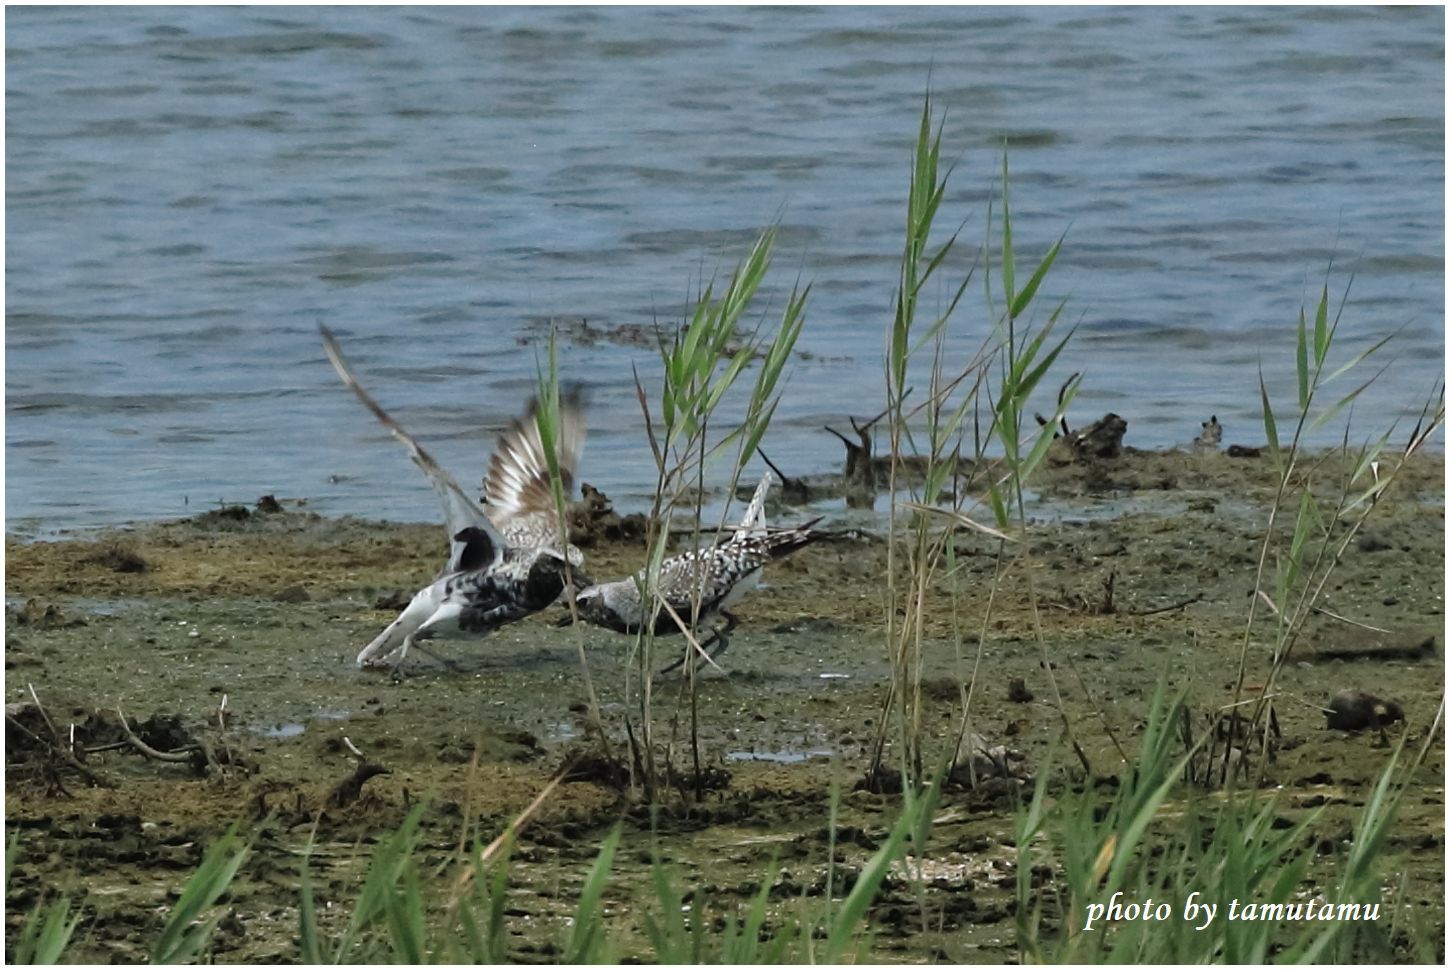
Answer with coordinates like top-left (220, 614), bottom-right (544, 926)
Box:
top-left (5, 447), bottom-right (1443, 962)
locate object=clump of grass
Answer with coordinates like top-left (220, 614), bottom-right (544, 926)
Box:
top-left (531, 327), bottom-right (614, 766)
top-left (863, 94), bottom-right (1089, 789)
top-left (523, 226), bottom-right (806, 800)
top-left (1228, 273), bottom-right (1445, 779)
top-left (6, 838), bottom-right (79, 965)
top-left (626, 226), bottom-right (808, 797)
top-left (149, 823), bottom-right (250, 963)
top-left (7, 822), bottom-right (247, 965)
top-left (1014, 683), bottom-right (1443, 963)
top-left (7, 762), bottom-right (947, 963)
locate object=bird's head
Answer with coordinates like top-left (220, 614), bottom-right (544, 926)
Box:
top-left (571, 583), bottom-right (635, 632)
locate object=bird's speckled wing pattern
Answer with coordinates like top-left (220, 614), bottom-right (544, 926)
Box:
top-left (633, 518), bottom-right (820, 631)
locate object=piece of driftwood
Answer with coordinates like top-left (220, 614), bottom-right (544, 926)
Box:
top-left (327, 763), bottom-right (391, 807)
top-left (116, 706), bottom-right (195, 764)
top-left (823, 396), bottom-right (976, 506)
top-left (756, 450), bottom-right (812, 504)
top-left (1128, 592), bottom-right (1204, 616)
top-left (114, 706), bottom-right (246, 776)
top-left (6, 703), bottom-right (110, 790)
top-left (327, 736), bottom-right (391, 807)
top-left (1033, 373), bottom-right (1080, 439)
top-left (1068, 413), bottom-right (1128, 459)
top-left (824, 404), bottom-right (892, 493)
top-left (568, 483), bottom-right (648, 546)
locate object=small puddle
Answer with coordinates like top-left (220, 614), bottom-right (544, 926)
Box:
top-left (255, 707), bottom-right (350, 739)
top-left (544, 720), bottom-right (581, 743)
top-left (726, 746), bottom-right (833, 764)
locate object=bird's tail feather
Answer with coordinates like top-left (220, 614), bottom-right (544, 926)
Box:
top-left (765, 516), bottom-right (823, 559)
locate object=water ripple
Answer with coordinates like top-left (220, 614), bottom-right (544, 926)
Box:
top-left (4, 5), bottom-right (1442, 533)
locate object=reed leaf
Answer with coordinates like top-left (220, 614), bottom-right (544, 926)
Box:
top-left (150, 823), bottom-right (248, 964)
top-left (1258, 369), bottom-right (1280, 462)
top-left (1313, 282), bottom-right (1330, 366)
top-left (1009, 233), bottom-right (1064, 321)
top-left (1296, 306), bottom-right (1311, 410)
top-left (12, 894), bottom-right (79, 965)
top-left (563, 824), bottom-right (621, 962)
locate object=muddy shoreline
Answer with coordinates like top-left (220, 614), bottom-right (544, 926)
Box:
top-left (5, 448), bottom-right (1444, 962)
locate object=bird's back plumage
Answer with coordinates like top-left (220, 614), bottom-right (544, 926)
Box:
top-left (575, 470), bottom-right (821, 637)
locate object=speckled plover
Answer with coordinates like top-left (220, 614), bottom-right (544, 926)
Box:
top-left (320, 326), bottom-right (588, 671)
top-left (571, 471), bottom-right (821, 669)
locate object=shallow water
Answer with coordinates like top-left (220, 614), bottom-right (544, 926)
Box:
top-left (6, 6), bottom-right (1444, 535)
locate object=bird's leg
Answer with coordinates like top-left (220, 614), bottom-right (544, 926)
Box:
top-left (703, 611), bottom-right (739, 664)
top-left (658, 629), bottom-right (721, 676)
top-left (372, 631), bottom-right (450, 678)
top-left (659, 612), bottom-right (740, 676)
top-left (383, 635), bottom-right (414, 680)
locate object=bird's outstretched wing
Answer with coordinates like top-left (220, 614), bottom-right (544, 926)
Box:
top-left (320, 325), bottom-right (504, 575)
top-left (484, 385), bottom-right (586, 549)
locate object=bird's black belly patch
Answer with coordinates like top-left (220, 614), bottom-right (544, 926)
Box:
top-left (523, 559), bottom-right (567, 609)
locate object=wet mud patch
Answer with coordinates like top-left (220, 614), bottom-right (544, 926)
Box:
top-left (5, 450), bottom-right (1444, 961)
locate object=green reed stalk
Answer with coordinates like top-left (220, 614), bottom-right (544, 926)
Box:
top-left (6, 762), bottom-right (950, 963)
top-left (977, 154), bottom-right (1122, 775)
top-left (6, 838), bottom-right (80, 966)
top-left (866, 96), bottom-right (1086, 791)
top-left (869, 94), bottom-right (979, 788)
top-left (561, 825), bottom-right (622, 963)
top-left (631, 227), bottom-right (806, 798)
top-left (1229, 272), bottom-right (1444, 775)
top-left (532, 327), bottom-right (613, 765)
top-left (149, 823), bottom-right (249, 964)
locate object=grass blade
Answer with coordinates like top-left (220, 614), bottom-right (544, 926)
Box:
top-left (1296, 307), bottom-right (1310, 410)
top-left (1258, 369), bottom-right (1280, 462)
top-left (150, 824), bottom-right (248, 964)
top-left (1313, 282), bottom-right (1330, 366)
top-left (1001, 153), bottom-right (1016, 311)
top-left (13, 895), bottom-right (80, 964)
top-left (563, 824), bottom-right (622, 962)
top-left (1009, 234), bottom-right (1064, 320)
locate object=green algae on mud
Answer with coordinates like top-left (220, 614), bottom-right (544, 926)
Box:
top-left (5, 448), bottom-right (1445, 962)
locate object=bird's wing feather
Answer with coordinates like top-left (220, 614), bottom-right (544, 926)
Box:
top-left (320, 325), bottom-right (504, 574)
top-left (484, 386), bottom-right (586, 535)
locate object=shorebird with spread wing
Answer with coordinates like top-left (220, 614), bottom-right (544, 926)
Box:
top-left (320, 326), bottom-right (587, 672)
